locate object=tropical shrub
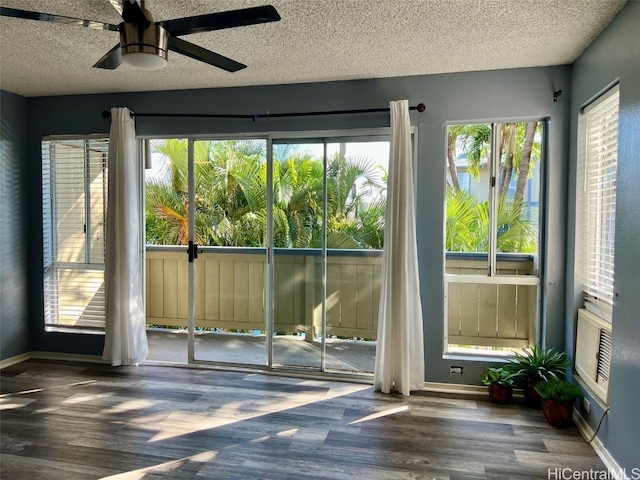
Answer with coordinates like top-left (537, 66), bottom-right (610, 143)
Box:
top-left (145, 139), bottom-right (386, 249)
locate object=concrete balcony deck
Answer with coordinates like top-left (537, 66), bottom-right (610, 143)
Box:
top-left (146, 328), bottom-right (376, 373)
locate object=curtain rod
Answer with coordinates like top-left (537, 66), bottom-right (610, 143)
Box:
top-left (101, 103), bottom-right (425, 121)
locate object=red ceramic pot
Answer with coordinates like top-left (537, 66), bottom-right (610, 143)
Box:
top-left (524, 382), bottom-right (542, 408)
top-left (541, 399), bottom-right (575, 427)
top-left (488, 385), bottom-right (513, 404)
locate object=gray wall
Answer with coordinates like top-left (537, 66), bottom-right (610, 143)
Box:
top-left (0, 90), bottom-right (30, 360)
top-left (24, 66), bottom-right (572, 376)
top-left (567, 1), bottom-right (640, 471)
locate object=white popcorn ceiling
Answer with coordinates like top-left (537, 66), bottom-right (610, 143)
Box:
top-left (0, 0), bottom-right (627, 97)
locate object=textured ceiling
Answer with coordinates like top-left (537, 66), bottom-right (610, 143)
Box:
top-left (0, 0), bottom-right (627, 97)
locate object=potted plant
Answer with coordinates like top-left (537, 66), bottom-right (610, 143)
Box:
top-left (509, 344), bottom-right (570, 408)
top-left (480, 366), bottom-right (516, 404)
top-left (535, 380), bottom-right (582, 427)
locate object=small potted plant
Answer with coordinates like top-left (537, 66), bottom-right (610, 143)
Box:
top-left (509, 344), bottom-right (570, 408)
top-left (480, 366), bottom-right (516, 404)
top-left (535, 380), bottom-right (582, 427)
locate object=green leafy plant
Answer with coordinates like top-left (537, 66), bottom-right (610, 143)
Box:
top-left (509, 344), bottom-right (570, 384)
top-left (536, 380), bottom-right (582, 427)
top-left (480, 366), bottom-right (516, 386)
top-left (535, 380), bottom-right (582, 402)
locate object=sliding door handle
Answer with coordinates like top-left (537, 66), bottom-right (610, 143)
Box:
top-left (187, 240), bottom-right (200, 262)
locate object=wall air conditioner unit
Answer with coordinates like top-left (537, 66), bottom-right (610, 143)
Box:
top-left (574, 308), bottom-right (612, 404)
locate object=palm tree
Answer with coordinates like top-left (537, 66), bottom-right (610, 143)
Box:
top-left (447, 130), bottom-right (461, 191)
top-left (456, 124), bottom-right (492, 179)
top-left (146, 139), bottom-right (267, 247)
top-left (445, 187), bottom-right (537, 253)
top-left (498, 123), bottom-right (516, 194)
top-left (515, 122), bottom-right (540, 201)
top-left (445, 122), bottom-right (541, 253)
top-left (448, 122), bottom-right (540, 198)
top-left (325, 153), bottom-right (384, 249)
top-left (495, 122), bottom-right (541, 198)
top-left (273, 153), bottom-right (323, 248)
top-left (145, 140), bottom-right (386, 250)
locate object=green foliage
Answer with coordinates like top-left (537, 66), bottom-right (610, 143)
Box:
top-left (147, 137), bottom-right (539, 253)
top-left (449, 123), bottom-right (541, 186)
top-left (509, 344), bottom-right (570, 384)
top-left (145, 140), bottom-right (386, 249)
top-left (449, 124), bottom-right (491, 179)
top-left (535, 380), bottom-right (582, 402)
top-left (480, 366), bottom-right (516, 386)
top-left (445, 122), bottom-right (541, 254)
top-left (445, 188), bottom-right (538, 253)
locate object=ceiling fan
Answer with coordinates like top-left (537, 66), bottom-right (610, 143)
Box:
top-left (0, 0), bottom-right (281, 71)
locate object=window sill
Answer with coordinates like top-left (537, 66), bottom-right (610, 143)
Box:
top-left (443, 352), bottom-right (514, 364)
top-left (45, 327), bottom-right (105, 335)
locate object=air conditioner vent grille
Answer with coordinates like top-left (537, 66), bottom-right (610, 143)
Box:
top-left (574, 308), bottom-right (611, 404)
top-left (597, 328), bottom-right (612, 383)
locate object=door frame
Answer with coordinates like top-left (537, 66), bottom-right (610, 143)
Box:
top-left (141, 127), bottom-right (406, 377)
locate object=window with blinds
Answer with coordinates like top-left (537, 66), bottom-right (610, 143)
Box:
top-left (42, 136), bottom-right (109, 331)
top-left (580, 85), bottom-right (619, 322)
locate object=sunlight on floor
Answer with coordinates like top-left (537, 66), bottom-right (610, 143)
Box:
top-left (100, 450), bottom-right (219, 480)
top-left (143, 379), bottom-right (371, 442)
top-left (347, 404), bottom-right (409, 425)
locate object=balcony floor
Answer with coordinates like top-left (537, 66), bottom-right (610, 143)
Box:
top-left (146, 329), bottom-right (376, 374)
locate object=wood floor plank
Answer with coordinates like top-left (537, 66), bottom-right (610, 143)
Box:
top-left (515, 450), bottom-right (606, 470)
top-left (0, 360), bottom-right (607, 479)
top-left (0, 452), bottom-right (121, 480)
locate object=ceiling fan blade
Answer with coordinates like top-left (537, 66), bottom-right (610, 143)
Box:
top-left (168, 36), bottom-right (246, 72)
top-left (163, 5), bottom-right (280, 37)
top-left (0, 7), bottom-right (119, 31)
top-left (107, 0), bottom-right (151, 24)
top-left (93, 44), bottom-right (123, 69)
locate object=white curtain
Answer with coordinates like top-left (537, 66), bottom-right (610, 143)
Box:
top-left (373, 99), bottom-right (425, 396)
top-left (102, 107), bottom-right (148, 366)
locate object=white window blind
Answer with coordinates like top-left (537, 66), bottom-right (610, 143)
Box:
top-left (42, 136), bottom-right (109, 331)
top-left (581, 85), bottom-right (619, 322)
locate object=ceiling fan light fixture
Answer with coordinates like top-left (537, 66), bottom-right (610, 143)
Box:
top-left (1, 3), bottom-right (282, 72)
top-left (122, 51), bottom-right (167, 70)
top-left (120, 22), bottom-right (168, 70)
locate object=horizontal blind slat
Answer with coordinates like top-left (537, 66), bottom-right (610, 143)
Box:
top-left (42, 136), bottom-right (109, 331)
top-left (581, 86), bottom-right (619, 323)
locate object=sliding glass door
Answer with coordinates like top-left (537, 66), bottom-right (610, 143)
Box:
top-left (144, 137), bottom-right (268, 365)
top-left (323, 138), bottom-right (388, 373)
top-left (144, 131), bottom-right (391, 375)
top-left (190, 139), bottom-right (269, 365)
top-left (271, 140), bottom-right (326, 369)
top-left (271, 136), bottom-right (388, 373)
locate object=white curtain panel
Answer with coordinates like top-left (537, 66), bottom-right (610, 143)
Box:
top-left (373, 99), bottom-right (425, 395)
top-left (102, 107), bottom-right (148, 366)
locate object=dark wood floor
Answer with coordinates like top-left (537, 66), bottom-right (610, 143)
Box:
top-left (1, 360), bottom-right (605, 479)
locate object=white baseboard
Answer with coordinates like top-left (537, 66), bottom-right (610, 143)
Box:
top-left (423, 382), bottom-right (488, 395)
top-left (0, 352), bottom-right (33, 369)
top-left (3, 355), bottom-right (527, 399)
top-left (573, 408), bottom-right (626, 478)
top-left (423, 381), bottom-right (525, 398)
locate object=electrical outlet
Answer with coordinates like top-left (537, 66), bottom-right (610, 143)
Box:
top-left (583, 397), bottom-right (591, 414)
top-left (449, 366), bottom-right (464, 375)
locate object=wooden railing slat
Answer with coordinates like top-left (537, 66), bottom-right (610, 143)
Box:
top-left (145, 250), bottom-right (534, 346)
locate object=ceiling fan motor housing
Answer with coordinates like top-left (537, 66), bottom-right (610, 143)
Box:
top-left (120, 21), bottom-right (168, 69)
top-left (0, 3), bottom-right (281, 71)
